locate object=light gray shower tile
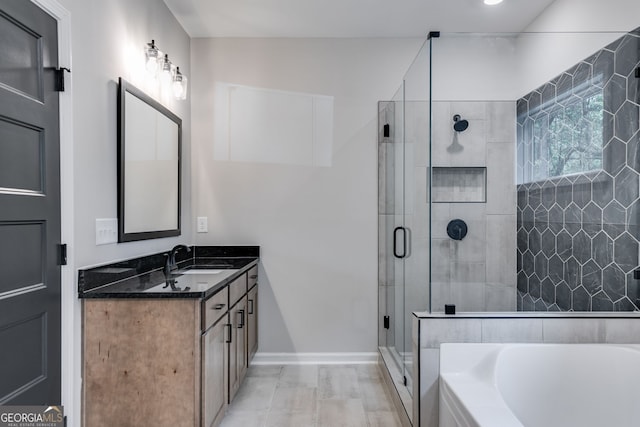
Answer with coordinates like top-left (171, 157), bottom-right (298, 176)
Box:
top-left (486, 142), bottom-right (517, 215)
top-left (450, 262), bottom-right (486, 284)
top-left (431, 239), bottom-right (451, 283)
top-left (449, 222), bottom-right (486, 263)
top-left (486, 215), bottom-right (517, 285)
top-left (487, 101), bottom-right (517, 143)
top-left (430, 282), bottom-right (451, 313)
top-left (419, 348), bottom-right (441, 427)
top-left (484, 283), bottom-right (517, 312)
top-left (378, 287), bottom-right (387, 345)
top-left (405, 101), bottom-right (430, 167)
top-left (431, 203), bottom-right (452, 239)
top-left (378, 143), bottom-right (395, 214)
top-left (449, 204), bottom-right (487, 264)
top-left (378, 214), bottom-right (396, 287)
top-left (542, 318), bottom-right (606, 343)
top-left (404, 247), bottom-right (430, 314)
top-left (481, 318), bottom-right (543, 342)
top-left (450, 203), bottom-right (486, 220)
top-left (449, 101), bottom-right (487, 120)
top-left (450, 281), bottom-right (486, 312)
top-left (432, 102), bottom-right (452, 166)
top-left (449, 122), bottom-right (487, 167)
top-left (420, 319), bottom-right (482, 348)
top-left (604, 319), bottom-right (640, 343)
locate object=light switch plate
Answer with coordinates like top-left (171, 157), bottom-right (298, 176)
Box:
top-left (197, 216), bottom-right (208, 233)
top-left (96, 218), bottom-right (118, 245)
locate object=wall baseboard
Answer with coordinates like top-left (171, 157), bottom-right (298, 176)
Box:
top-left (252, 352), bottom-right (378, 365)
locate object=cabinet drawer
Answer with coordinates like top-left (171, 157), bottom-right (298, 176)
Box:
top-left (204, 287), bottom-right (229, 331)
top-left (247, 265), bottom-right (258, 289)
top-left (229, 274), bottom-right (247, 307)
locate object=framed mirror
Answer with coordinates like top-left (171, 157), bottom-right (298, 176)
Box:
top-left (117, 77), bottom-right (181, 242)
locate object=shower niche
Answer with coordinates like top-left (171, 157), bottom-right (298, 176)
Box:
top-left (432, 167), bottom-right (486, 203)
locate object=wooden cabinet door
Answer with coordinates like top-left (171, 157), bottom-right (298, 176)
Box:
top-left (229, 297), bottom-right (247, 402)
top-left (202, 316), bottom-right (228, 427)
top-left (247, 285), bottom-right (258, 362)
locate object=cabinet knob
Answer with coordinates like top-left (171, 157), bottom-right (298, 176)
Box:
top-left (250, 275), bottom-right (258, 279)
top-left (212, 303), bottom-right (225, 310)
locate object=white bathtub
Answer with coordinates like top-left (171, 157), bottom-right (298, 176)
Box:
top-left (439, 343), bottom-right (640, 427)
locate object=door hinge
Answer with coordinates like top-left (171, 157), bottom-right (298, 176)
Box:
top-left (636, 67), bottom-right (640, 78)
top-left (383, 123), bottom-right (390, 138)
top-left (58, 243), bottom-right (68, 266)
top-left (403, 376), bottom-right (407, 386)
top-left (54, 67), bottom-right (71, 92)
top-left (383, 315), bottom-right (390, 329)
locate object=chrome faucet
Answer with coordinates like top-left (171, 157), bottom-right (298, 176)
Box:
top-left (164, 244), bottom-right (191, 277)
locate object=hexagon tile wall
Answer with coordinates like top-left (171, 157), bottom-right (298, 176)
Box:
top-left (517, 28), bottom-right (640, 311)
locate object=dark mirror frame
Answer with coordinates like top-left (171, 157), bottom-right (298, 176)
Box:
top-left (117, 77), bottom-right (182, 242)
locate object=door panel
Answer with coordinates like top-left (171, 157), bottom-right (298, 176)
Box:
top-left (0, 9), bottom-right (42, 100)
top-left (0, 0), bottom-right (61, 405)
top-left (0, 117), bottom-right (44, 192)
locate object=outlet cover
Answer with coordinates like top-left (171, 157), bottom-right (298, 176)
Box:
top-left (96, 218), bottom-right (118, 245)
top-left (197, 216), bottom-right (208, 233)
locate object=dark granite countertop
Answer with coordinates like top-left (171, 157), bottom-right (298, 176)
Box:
top-left (78, 246), bottom-right (259, 299)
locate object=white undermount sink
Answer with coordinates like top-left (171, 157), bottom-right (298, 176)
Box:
top-left (178, 269), bottom-right (225, 275)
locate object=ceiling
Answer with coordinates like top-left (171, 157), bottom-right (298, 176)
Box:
top-left (163, 0), bottom-right (557, 38)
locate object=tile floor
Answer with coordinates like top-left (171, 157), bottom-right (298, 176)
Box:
top-left (219, 364), bottom-right (404, 427)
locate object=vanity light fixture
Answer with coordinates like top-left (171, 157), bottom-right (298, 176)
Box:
top-left (160, 54), bottom-right (172, 77)
top-left (173, 67), bottom-right (188, 100)
top-left (484, 0), bottom-right (503, 4)
top-left (145, 40), bottom-right (160, 74)
top-left (144, 40), bottom-right (188, 100)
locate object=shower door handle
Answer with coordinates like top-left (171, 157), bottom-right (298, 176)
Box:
top-left (393, 226), bottom-right (407, 259)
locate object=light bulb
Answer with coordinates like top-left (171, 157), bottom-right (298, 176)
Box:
top-left (484, 0), bottom-right (503, 4)
top-left (145, 40), bottom-right (160, 75)
top-left (172, 67), bottom-right (187, 100)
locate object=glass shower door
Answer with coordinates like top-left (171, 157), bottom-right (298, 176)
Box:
top-left (378, 84), bottom-right (407, 365)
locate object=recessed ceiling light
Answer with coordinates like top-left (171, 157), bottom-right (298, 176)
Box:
top-left (484, 0), bottom-right (504, 5)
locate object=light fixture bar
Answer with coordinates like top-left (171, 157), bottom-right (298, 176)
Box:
top-left (144, 40), bottom-right (188, 100)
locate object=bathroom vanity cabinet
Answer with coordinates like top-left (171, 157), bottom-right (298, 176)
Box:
top-left (80, 249), bottom-right (259, 427)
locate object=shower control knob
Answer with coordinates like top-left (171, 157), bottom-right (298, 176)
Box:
top-left (447, 219), bottom-right (468, 241)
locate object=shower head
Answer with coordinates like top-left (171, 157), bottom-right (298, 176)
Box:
top-left (453, 114), bottom-right (469, 132)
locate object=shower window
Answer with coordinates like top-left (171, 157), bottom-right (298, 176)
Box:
top-left (520, 74), bottom-right (604, 183)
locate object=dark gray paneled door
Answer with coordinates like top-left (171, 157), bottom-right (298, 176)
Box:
top-left (0, 1), bottom-right (61, 405)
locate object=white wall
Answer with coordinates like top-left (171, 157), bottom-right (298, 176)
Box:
top-left (431, 35), bottom-right (520, 101)
top-left (51, 0), bottom-right (191, 425)
top-left (191, 38), bottom-right (423, 353)
top-left (517, 0), bottom-right (640, 97)
top-left (65, 0), bottom-right (192, 269)
top-left (428, 0), bottom-right (640, 102)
